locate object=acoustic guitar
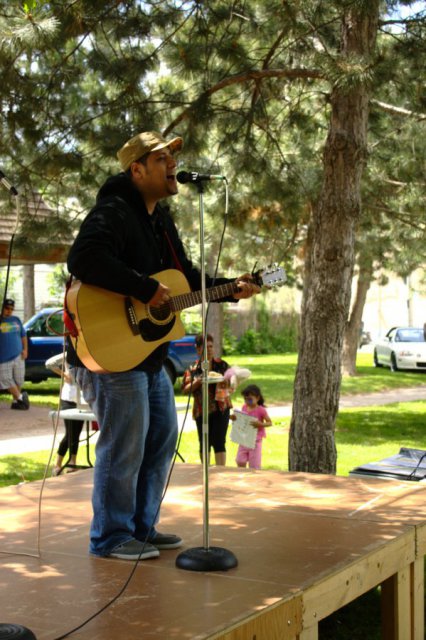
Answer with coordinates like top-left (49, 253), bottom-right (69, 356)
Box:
top-left (66, 266), bottom-right (286, 373)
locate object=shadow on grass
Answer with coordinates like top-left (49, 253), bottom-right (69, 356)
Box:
top-left (336, 402), bottom-right (426, 447)
top-left (341, 365), bottom-right (426, 396)
top-left (24, 379), bottom-right (61, 396)
top-left (0, 454), bottom-right (50, 487)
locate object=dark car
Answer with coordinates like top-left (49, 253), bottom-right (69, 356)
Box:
top-left (24, 308), bottom-right (197, 384)
top-left (24, 308), bottom-right (65, 383)
top-left (163, 334), bottom-right (198, 384)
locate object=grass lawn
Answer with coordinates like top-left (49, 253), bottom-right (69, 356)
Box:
top-left (1, 350), bottom-right (425, 482)
top-left (1, 399), bottom-right (425, 484)
top-left (6, 350), bottom-right (425, 410)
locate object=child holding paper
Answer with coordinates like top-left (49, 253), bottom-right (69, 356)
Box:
top-left (234, 384), bottom-right (272, 470)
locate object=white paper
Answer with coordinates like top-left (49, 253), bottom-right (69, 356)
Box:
top-left (230, 410), bottom-right (257, 449)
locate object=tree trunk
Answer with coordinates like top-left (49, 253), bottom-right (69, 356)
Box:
top-left (342, 260), bottom-right (373, 376)
top-left (289, 3), bottom-right (379, 473)
top-left (23, 264), bottom-right (35, 321)
top-left (206, 302), bottom-right (224, 356)
top-left (205, 245), bottom-right (225, 355)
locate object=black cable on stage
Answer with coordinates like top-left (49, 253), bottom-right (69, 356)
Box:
top-left (51, 179), bottom-right (231, 639)
top-left (52, 380), bottom-right (194, 640)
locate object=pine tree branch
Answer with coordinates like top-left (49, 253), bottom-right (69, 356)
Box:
top-left (379, 16), bottom-right (426, 26)
top-left (374, 205), bottom-right (426, 230)
top-left (144, 3), bottom-right (199, 65)
top-left (371, 99), bottom-right (426, 120)
top-left (384, 179), bottom-right (408, 187)
top-left (248, 28), bottom-right (289, 126)
top-left (163, 67), bottom-right (323, 135)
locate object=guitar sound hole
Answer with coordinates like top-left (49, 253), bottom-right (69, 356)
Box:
top-left (147, 303), bottom-right (172, 324)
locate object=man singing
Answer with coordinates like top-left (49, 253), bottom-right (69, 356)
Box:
top-left (67, 131), bottom-right (260, 560)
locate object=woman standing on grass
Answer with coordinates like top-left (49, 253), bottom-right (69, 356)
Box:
top-left (45, 352), bottom-right (84, 475)
top-left (181, 333), bottom-right (232, 466)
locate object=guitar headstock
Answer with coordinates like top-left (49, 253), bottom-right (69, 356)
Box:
top-left (253, 264), bottom-right (287, 288)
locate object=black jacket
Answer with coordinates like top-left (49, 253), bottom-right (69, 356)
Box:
top-left (67, 173), bottom-right (234, 371)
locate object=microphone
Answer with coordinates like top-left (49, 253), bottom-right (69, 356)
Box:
top-left (0, 170), bottom-right (18, 196)
top-left (177, 170), bottom-right (226, 184)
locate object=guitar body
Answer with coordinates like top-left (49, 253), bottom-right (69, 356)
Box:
top-left (67, 269), bottom-right (188, 373)
top-left (66, 263), bottom-right (286, 374)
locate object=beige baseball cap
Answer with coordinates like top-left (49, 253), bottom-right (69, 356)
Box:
top-left (117, 131), bottom-right (183, 171)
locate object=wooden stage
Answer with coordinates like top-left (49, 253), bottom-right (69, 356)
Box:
top-left (0, 465), bottom-right (425, 639)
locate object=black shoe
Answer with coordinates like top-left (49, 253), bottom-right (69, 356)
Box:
top-left (21, 391), bottom-right (30, 408)
top-left (107, 539), bottom-right (160, 560)
top-left (11, 400), bottom-right (28, 411)
top-left (147, 531), bottom-right (183, 549)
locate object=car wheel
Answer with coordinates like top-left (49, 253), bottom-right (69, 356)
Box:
top-left (373, 349), bottom-right (382, 368)
top-left (390, 352), bottom-right (399, 372)
top-left (164, 361), bottom-right (177, 385)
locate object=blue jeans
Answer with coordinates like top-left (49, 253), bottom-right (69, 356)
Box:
top-left (75, 367), bottom-right (178, 556)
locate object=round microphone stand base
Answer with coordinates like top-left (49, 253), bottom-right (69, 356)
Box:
top-left (0, 624), bottom-right (37, 639)
top-left (176, 546), bottom-right (238, 572)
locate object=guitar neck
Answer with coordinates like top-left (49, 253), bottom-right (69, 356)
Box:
top-left (171, 281), bottom-right (239, 312)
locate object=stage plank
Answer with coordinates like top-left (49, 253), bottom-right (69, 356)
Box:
top-left (0, 465), bottom-right (424, 639)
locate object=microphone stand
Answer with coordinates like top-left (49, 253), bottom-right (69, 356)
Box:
top-left (175, 180), bottom-right (237, 572)
top-left (0, 172), bottom-right (20, 320)
top-left (0, 176), bottom-right (38, 638)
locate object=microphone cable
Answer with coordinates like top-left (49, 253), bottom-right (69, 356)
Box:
top-left (0, 336), bottom-right (67, 561)
top-left (51, 177), bottom-right (232, 639)
top-left (52, 374), bottom-right (194, 640)
top-left (1, 176), bottom-right (231, 638)
top-left (202, 177), bottom-right (229, 327)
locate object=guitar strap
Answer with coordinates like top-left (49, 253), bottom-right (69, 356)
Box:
top-left (163, 229), bottom-right (184, 274)
top-left (63, 276), bottom-right (79, 338)
top-left (114, 195), bottom-right (185, 275)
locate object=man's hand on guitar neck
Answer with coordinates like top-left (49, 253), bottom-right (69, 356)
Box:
top-left (148, 273), bottom-right (260, 306)
top-left (233, 274), bottom-right (261, 300)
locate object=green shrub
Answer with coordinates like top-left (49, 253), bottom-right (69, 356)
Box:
top-left (224, 302), bottom-right (299, 355)
top-left (237, 328), bottom-right (268, 354)
top-left (231, 322), bottom-right (298, 355)
top-left (222, 323), bottom-right (238, 354)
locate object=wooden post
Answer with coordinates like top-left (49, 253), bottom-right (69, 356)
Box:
top-left (23, 263), bottom-right (35, 320)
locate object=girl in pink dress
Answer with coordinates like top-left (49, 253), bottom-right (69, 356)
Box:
top-left (235, 384), bottom-right (272, 470)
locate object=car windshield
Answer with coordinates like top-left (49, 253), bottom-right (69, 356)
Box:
top-left (26, 310), bottom-right (64, 336)
top-left (396, 329), bottom-right (425, 343)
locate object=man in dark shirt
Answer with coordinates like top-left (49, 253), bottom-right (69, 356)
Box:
top-left (67, 131), bottom-right (260, 560)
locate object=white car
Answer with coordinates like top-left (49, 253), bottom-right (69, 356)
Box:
top-left (373, 327), bottom-right (426, 372)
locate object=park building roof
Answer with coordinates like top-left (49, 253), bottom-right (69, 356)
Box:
top-left (0, 191), bottom-right (73, 265)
